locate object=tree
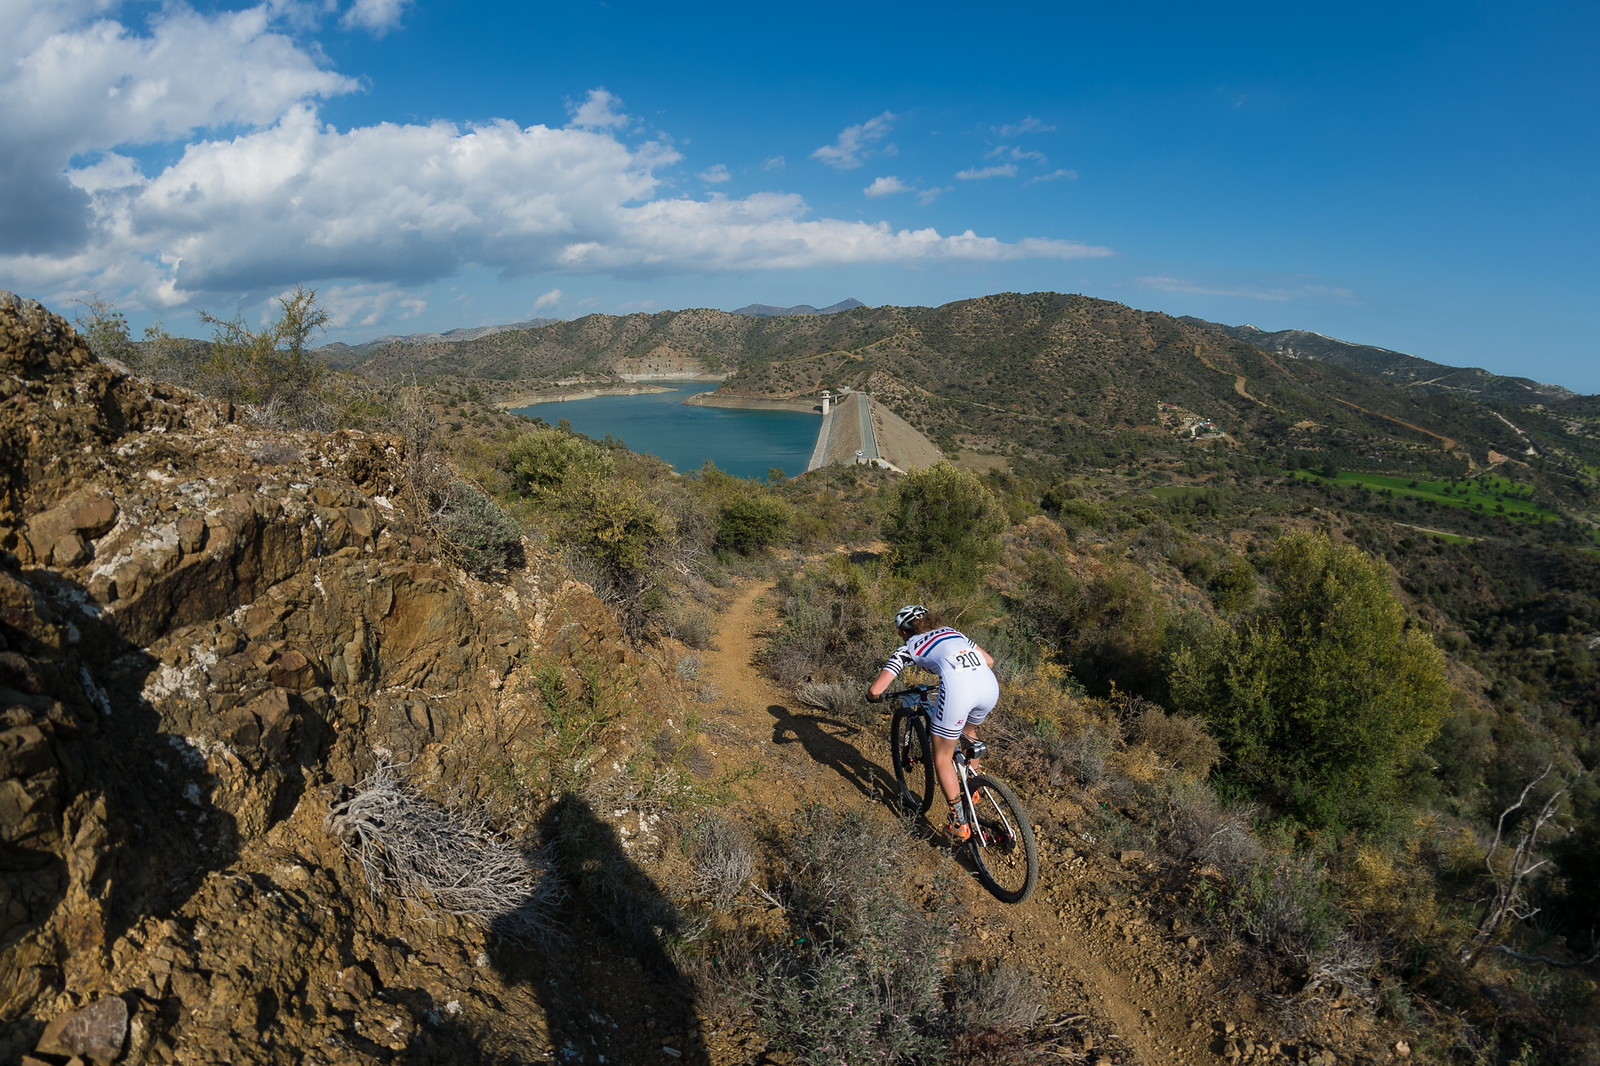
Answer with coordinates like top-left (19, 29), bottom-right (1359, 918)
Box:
top-left (70, 292), bottom-right (139, 365)
top-left (196, 286), bottom-right (330, 418)
top-left (1171, 531), bottom-right (1451, 830)
top-left (883, 462), bottom-right (1005, 596)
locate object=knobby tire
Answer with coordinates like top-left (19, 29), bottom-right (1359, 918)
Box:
top-left (890, 709), bottom-right (935, 815)
top-left (963, 774), bottom-right (1038, 904)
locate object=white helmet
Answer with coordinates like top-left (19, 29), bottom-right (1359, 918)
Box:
top-left (894, 604), bottom-right (928, 631)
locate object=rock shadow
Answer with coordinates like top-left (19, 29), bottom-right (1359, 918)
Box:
top-left (767, 702), bottom-right (895, 803)
top-left (0, 562), bottom-right (321, 1049)
top-left (487, 794), bottom-right (708, 1065)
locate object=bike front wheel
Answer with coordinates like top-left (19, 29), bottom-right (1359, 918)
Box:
top-left (890, 709), bottom-right (936, 815)
top-left (963, 774), bottom-right (1039, 903)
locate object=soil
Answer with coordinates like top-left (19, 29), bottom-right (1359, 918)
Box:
top-left (689, 580), bottom-right (1304, 1066)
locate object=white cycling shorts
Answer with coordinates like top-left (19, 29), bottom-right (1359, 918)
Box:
top-left (929, 668), bottom-right (999, 741)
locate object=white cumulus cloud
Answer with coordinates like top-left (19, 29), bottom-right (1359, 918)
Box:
top-left (533, 288), bottom-right (563, 312)
top-left (863, 176), bottom-right (911, 198)
top-left (812, 111), bottom-right (896, 170)
top-left (341, 0), bottom-right (410, 35)
top-left (0, 9), bottom-right (1112, 324)
top-left (566, 88), bottom-right (630, 130)
top-left (699, 164), bottom-right (731, 184)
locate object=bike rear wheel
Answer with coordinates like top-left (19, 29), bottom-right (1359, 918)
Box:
top-left (890, 709), bottom-right (936, 815)
top-left (963, 774), bottom-right (1038, 903)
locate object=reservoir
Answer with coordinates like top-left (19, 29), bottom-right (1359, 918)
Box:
top-left (511, 383), bottom-right (818, 481)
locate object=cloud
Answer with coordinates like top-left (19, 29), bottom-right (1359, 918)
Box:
top-left (763, 155), bottom-right (786, 171)
top-left (699, 164), bottom-right (731, 184)
top-left (566, 87), bottom-right (630, 130)
top-left (917, 186), bottom-right (950, 206)
top-left (955, 164), bottom-right (1018, 181)
top-left (316, 281), bottom-right (427, 328)
top-left (863, 176), bottom-right (911, 198)
top-left (812, 111), bottom-right (896, 170)
top-left (0, 10), bottom-right (1112, 319)
top-left (1137, 276), bottom-right (1357, 303)
top-left (340, 0), bottom-right (410, 35)
top-left (0, 1), bottom-right (355, 255)
top-left (532, 288), bottom-right (563, 312)
top-left (1029, 168), bottom-right (1079, 183)
top-left (993, 116), bottom-right (1056, 138)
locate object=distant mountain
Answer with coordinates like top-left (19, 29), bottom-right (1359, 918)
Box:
top-left (1178, 318), bottom-right (1573, 403)
top-left (317, 318), bottom-right (560, 367)
top-left (731, 298), bottom-right (866, 318)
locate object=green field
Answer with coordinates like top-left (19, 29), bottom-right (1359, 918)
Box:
top-left (1290, 470), bottom-right (1551, 522)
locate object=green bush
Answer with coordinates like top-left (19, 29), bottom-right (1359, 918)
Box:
top-left (716, 493), bottom-right (792, 555)
top-left (1172, 531), bottom-right (1451, 830)
top-left (432, 479), bottom-right (525, 577)
top-left (883, 462), bottom-right (1005, 595)
top-left (506, 426), bottom-right (614, 498)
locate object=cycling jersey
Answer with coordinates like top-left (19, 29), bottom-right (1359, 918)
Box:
top-left (882, 627), bottom-right (998, 740)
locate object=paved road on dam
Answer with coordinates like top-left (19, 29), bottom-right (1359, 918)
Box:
top-left (856, 392), bottom-right (879, 462)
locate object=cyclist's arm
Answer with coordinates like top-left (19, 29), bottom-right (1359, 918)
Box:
top-left (975, 644), bottom-right (995, 670)
top-left (866, 667), bottom-right (898, 702)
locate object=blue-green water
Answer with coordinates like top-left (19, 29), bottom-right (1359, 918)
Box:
top-left (512, 383), bottom-right (819, 481)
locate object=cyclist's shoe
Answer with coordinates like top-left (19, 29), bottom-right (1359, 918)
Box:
top-left (943, 802), bottom-right (971, 844)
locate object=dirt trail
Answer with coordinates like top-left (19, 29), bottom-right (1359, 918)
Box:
top-left (696, 580), bottom-right (1236, 1065)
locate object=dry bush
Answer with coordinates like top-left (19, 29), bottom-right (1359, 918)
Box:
top-left (743, 804), bottom-right (948, 1066)
top-left (947, 959), bottom-right (1047, 1033)
top-left (666, 605), bottom-right (714, 649)
top-left (1126, 702), bottom-right (1220, 778)
top-left (689, 816), bottom-right (755, 909)
top-left (325, 763), bottom-right (565, 944)
top-left (795, 680), bottom-right (873, 725)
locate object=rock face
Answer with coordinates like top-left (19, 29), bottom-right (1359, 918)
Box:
top-left (0, 295), bottom-right (659, 1062)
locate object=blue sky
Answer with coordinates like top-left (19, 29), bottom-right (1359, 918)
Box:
top-left (3, 1), bottom-right (1596, 391)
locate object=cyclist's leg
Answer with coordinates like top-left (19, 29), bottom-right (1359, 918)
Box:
top-left (959, 670), bottom-right (1000, 773)
top-left (930, 733), bottom-right (960, 803)
top-left (929, 685), bottom-right (973, 840)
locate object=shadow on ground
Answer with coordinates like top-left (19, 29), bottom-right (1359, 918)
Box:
top-left (767, 702), bottom-right (896, 805)
top-left (487, 795), bottom-right (708, 1065)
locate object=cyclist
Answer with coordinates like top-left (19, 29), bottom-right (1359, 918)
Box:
top-left (867, 605), bottom-right (997, 843)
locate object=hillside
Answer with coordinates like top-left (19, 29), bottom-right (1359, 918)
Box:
top-left (1, 296), bottom-right (1367, 1064)
top-left (18, 288), bottom-right (1599, 1064)
top-left (354, 292), bottom-right (1600, 514)
top-left (1179, 318), bottom-right (1574, 404)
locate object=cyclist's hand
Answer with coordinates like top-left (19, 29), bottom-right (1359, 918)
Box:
top-left (865, 689), bottom-right (883, 703)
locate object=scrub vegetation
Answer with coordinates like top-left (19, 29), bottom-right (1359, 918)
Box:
top-left (75, 290), bottom-right (1600, 1064)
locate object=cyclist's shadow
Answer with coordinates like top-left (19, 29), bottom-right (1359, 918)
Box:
top-left (767, 703), bottom-right (896, 803)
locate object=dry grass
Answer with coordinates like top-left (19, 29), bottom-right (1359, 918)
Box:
top-left (324, 762), bottom-right (565, 944)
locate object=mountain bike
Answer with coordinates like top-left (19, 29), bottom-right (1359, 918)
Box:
top-left (886, 685), bottom-right (1038, 903)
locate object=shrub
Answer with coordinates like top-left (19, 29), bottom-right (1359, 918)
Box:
top-left (324, 763), bottom-right (565, 945)
top-left (506, 426), bottom-right (613, 498)
top-left (743, 805), bottom-right (947, 1066)
top-left (946, 960), bottom-right (1046, 1034)
top-left (884, 462), bottom-right (1006, 595)
top-left (1171, 531), bottom-right (1451, 830)
top-left (716, 493), bottom-right (793, 555)
top-left (432, 478), bottom-right (526, 577)
top-left (688, 816), bottom-right (754, 909)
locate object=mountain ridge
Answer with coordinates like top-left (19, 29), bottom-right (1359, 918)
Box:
top-left (1179, 316), bottom-right (1574, 403)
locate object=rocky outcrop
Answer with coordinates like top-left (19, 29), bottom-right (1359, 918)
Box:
top-left (0, 295), bottom-right (668, 1063)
